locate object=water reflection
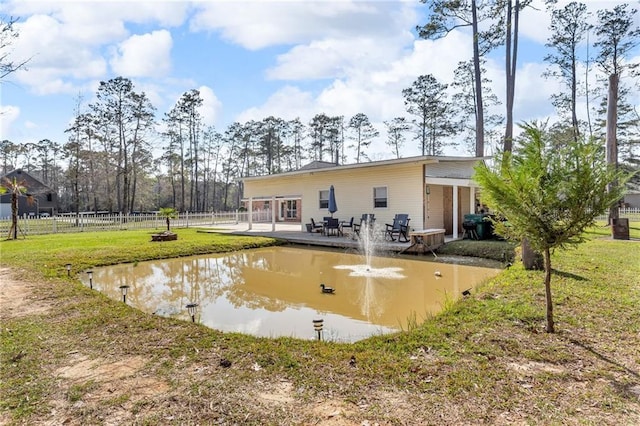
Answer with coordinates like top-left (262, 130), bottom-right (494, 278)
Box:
top-left (84, 246), bottom-right (500, 342)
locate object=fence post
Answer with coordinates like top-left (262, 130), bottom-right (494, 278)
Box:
top-left (53, 216), bottom-right (57, 233)
top-left (186, 211), bottom-right (189, 228)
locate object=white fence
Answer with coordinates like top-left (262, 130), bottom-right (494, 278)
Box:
top-left (0, 210), bottom-right (274, 237)
top-left (595, 207), bottom-right (640, 222)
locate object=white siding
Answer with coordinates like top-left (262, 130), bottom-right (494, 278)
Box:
top-left (426, 161), bottom-right (477, 179)
top-left (244, 163), bottom-right (425, 228)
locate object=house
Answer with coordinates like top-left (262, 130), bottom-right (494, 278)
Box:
top-left (623, 190), bottom-right (640, 208)
top-left (0, 169), bottom-right (58, 218)
top-left (241, 155), bottom-right (485, 239)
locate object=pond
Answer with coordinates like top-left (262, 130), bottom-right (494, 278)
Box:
top-left (83, 246), bottom-right (501, 342)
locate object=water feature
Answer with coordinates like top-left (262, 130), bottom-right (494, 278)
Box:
top-left (83, 246), bottom-right (500, 342)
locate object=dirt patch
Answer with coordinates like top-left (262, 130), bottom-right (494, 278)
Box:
top-left (0, 267), bottom-right (52, 319)
top-left (258, 379), bottom-right (295, 404)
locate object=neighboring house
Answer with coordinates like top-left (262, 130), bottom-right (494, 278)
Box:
top-left (242, 155), bottom-right (485, 238)
top-left (623, 190), bottom-right (640, 208)
top-left (0, 169), bottom-right (58, 218)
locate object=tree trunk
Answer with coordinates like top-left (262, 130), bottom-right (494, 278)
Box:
top-left (10, 192), bottom-right (18, 240)
top-left (543, 247), bottom-right (554, 333)
top-left (606, 73), bottom-right (619, 224)
top-left (521, 238), bottom-right (543, 270)
top-left (471, 0), bottom-right (485, 157)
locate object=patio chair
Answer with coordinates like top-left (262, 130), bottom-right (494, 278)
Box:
top-left (309, 218), bottom-right (324, 233)
top-left (340, 217), bottom-right (354, 233)
top-left (324, 217), bottom-right (341, 237)
top-left (385, 214), bottom-right (410, 242)
top-left (353, 214), bottom-right (376, 236)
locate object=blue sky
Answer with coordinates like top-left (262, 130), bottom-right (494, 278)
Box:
top-left (1, 0), bottom-right (639, 159)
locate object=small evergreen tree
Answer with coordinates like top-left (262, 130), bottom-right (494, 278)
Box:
top-left (474, 122), bottom-right (630, 333)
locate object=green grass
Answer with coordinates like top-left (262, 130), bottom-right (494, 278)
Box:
top-left (1, 225), bottom-right (639, 424)
top-left (0, 228), bottom-right (281, 277)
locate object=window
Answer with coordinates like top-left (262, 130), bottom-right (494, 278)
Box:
top-left (46, 193), bottom-right (53, 202)
top-left (319, 190), bottom-right (329, 209)
top-left (373, 187), bottom-right (387, 208)
top-left (284, 200), bottom-right (297, 219)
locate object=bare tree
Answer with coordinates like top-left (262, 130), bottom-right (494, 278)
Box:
top-left (0, 16), bottom-right (30, 81)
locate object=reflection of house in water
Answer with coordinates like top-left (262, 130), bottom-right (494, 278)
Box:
top-left (0, 169), bottom-right (58, 217)
top-left (86, 247), bottom-right (501, 339)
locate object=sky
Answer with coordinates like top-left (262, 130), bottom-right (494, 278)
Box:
top-left (1, 0), bottom-right (639, 161)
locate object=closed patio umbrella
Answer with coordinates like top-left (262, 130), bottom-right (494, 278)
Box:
top-left (328, 185), bottom-right (338, 217)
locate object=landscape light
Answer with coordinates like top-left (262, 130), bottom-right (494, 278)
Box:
top-left (186, 303), bottom-right (198, 323)
top-left (65, 263), bottom-right (72, 276)
top-left (312, 319), bottom-right (324, 341)
top-left (87, 270), bottom-right (93, 289)
top-left (119, 285), bottom-right (130, 303)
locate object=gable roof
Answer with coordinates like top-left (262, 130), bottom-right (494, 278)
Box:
top-left (297, 161), bottom-right (338, 171)
top-left (243, 155), bottom-right (486, 182)
top-left (1, 169), bottom-right (53, 192)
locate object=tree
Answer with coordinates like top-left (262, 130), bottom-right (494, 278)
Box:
top-left (474, 122), bottom-right (630, 333)
top-left (384, 117), bottom-right (411, 159)
top-left (418, 0), bottom-right (501, 157)
top-left (90, 77), bottom-right (155, 214)
top-left (593, 4), bottom-right (640, 156)
top-left (543, 1), bottom-right (591, 142)
top-left (451, 59), bottom-right (503, 155)
top-left (402, 74), bottom-right (457, 156)
top-left (309, 113), bottom-right (341, 163)
top-left (159, 207), bottom-right (178, 232)
top-left (0, 16), bottom-right (30, 81)
top-left (498, 0), bottom-right (533, 152)
top-left (593, 4), bottom-right (640, 221)
top-left (0, 176), bottom-right (33, 240)
top-left (347, 113), bottom-right (379, 163)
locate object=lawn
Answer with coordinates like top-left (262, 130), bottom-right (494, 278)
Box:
top-left (1, 226), bottom-right (639, 425)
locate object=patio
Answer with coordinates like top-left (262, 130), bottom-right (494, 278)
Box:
top-left (197, 222), bottom-right (456, 255)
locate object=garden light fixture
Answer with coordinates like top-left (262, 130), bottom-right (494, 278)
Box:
top-left (119, 285), bottom-right (130, 303)
top-left (186, 303), bottom-right (198, 323)
top-left (313, 319), bottom-right (324, 341)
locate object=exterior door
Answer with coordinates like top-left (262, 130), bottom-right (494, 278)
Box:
top-left (443, 187), bottom-right (453, 234)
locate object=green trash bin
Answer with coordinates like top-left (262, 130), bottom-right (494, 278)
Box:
top-left (463, 214), bottom-right (491, 239)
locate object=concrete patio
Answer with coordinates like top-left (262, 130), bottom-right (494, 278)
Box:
top-left (198, 222), bottom-right (455, 255)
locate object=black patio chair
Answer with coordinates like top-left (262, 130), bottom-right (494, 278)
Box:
top-left (340, 217), bottom-right (354, 233)
top-left (385, 214), bottom-right (410, 242)
top-left (309, 218), bottom-right (324, 233)
top-left (353, 214), bottom-right (376, 236)
top-left (324, 217), bottom-right (341, 237)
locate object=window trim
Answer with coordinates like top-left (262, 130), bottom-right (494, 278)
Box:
top-left (373, 186), bottom-right (387, 208)
top-left (319, 190), bottom-right (329, 209)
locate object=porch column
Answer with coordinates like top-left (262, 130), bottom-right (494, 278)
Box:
top-left (452, 185), bottom-right (459, 239)
top-left (271, 196), bottom-right (276, 231)
top-left (469, 187), bottom-right (476, 214)
top-left (248, 197), bottom-right (253, 230)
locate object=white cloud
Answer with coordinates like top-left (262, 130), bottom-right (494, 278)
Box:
top-left (198, 85), bottom-right (223, 126)
top-left (9, 14), bottom-right (108, 93)
top-left (2, 0), bottom-right (189, 95)
top-left (190, 1), bottom-right (417, 50)
top-left (110, 30), bottom-right (173, 78)
top-left (0, 105), bottom-right (21, 139)
top-left (237, 86), bottom-right (316, 123)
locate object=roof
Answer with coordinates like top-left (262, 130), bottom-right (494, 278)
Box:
top-left (242, 155), bottom-right (486, 182)
top-left (1, 169), bottom-right (52, 192)
top-left (297, 161), bottom-right (338, 171)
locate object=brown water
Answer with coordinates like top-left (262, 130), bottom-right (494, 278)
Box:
top-left (84, 246), bottom-right (500, 342)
